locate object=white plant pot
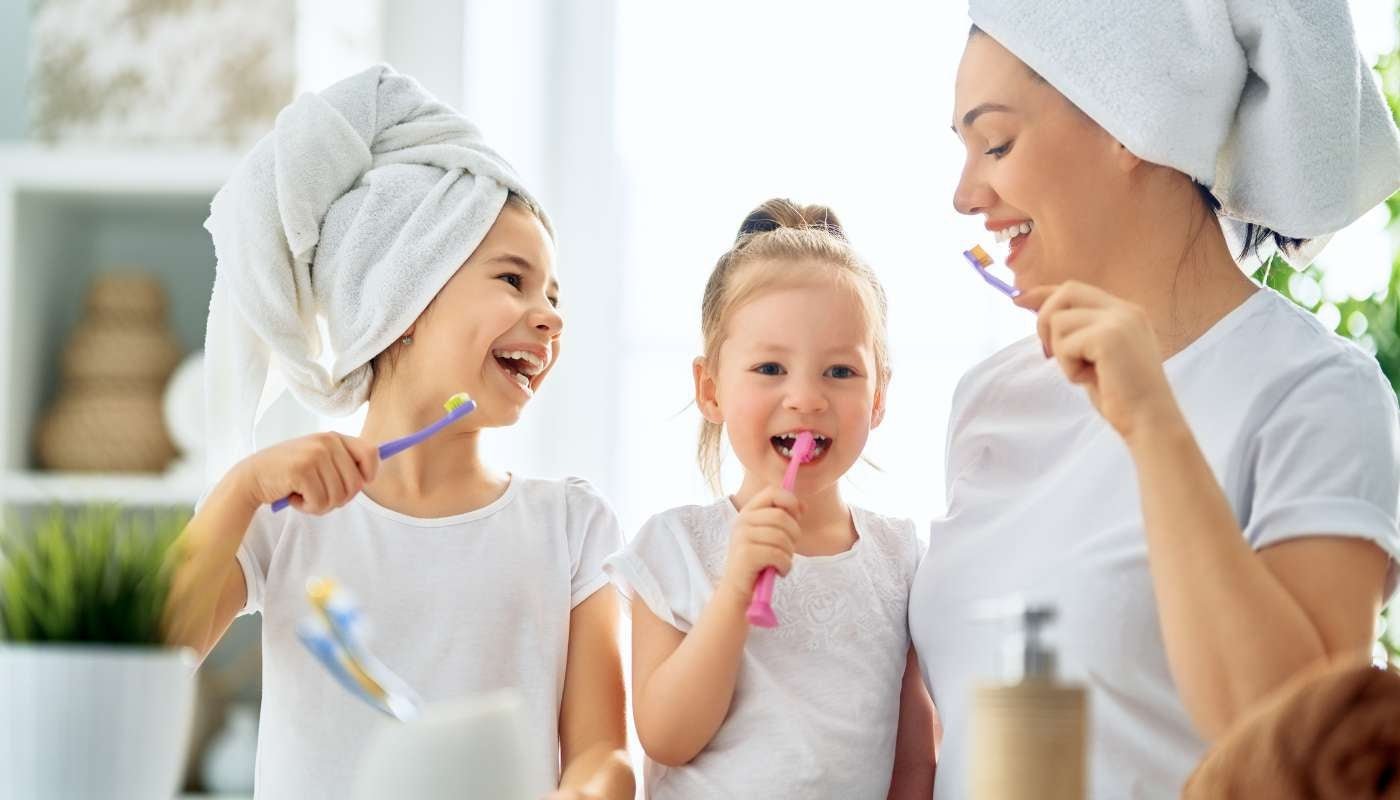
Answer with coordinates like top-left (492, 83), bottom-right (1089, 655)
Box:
top-left (0, 644), bottom-right (197, 800)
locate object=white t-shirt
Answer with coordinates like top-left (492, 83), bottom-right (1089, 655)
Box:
top-left (911, 287), bottom-right (1400, 800)
top-left (605, 498), bottom-right (924, 799)
top-left (234, 475), bottom-right (622, 800)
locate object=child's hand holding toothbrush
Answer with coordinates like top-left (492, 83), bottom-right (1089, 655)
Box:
top-left (235, 432), bottom-right (381, 515)
top-left (720, 487), bottom-right (803, 608)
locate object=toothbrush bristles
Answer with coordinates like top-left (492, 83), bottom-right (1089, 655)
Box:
top-left (443, 392), bottom-right (472, 412)
top-left (966, 245), bottom-right (993, 267)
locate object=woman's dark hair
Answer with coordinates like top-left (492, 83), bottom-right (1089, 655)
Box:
top-left (969, 24), bottom-right (1308, 261)
top-left (1194, 183), bottom-right (1308, 261)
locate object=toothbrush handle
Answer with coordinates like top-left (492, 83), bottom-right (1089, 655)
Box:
top-left (272, 401), bottom-right (476, 512)
top-left (746, 568), bottom-right (779, 627)
top-left (746, 445), bottom-right (807, 626)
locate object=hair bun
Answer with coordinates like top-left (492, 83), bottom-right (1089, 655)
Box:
top-left (736, 198), bottom-right (847, 242)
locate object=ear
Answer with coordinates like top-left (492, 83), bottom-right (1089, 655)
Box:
top-left (693, 357), bottom-right (724, 424)
top-left (870, 381), bottom-right (887, 430)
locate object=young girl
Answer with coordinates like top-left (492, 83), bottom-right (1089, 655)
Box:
top-left (164, 66), bottom-right (633, 800)
top-left (605, 200), bottom-right (937, 797)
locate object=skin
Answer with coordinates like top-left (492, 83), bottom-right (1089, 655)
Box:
top-left (949, 32), bottom-right (1389, 741)
top-left (163, 204), bottom-right (633, 800)
top-left (631, 276), bottom-right (937, 797)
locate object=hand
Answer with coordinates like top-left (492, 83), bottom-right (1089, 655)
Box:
top-left (1015, 281), bottom-right (1184, 442)
top-left (719, 487), bottom-right (802, 604)
top-left (234, 432), bottom-right (380, 514)
top-left (542, 791), bottom-right (601, 800)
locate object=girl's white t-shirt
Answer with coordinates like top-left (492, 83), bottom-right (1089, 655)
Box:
top-left (605, 498), bottom-right (924, 799)
top-left (234, 475), bottom-right (622, 800)
top-left (911, 287), bottom-right (1400, 799)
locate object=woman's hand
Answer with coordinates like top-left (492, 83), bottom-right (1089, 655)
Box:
top-left (1015, 281), bottom-right (1184, 441)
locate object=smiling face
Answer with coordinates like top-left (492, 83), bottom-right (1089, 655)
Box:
top-left (695, 273), bottom-right (884, 495)
top-left (951, 30), bottom-right (1139, 292)
top-left (383, 201), bottom-right (563, 428)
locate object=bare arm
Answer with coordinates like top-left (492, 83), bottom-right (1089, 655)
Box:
top-left (1129, 419), bottom-right (1387, 739)
top-left (630, 588), bottom-right (752, 766)
top-left (1020, 281), bottom-right (1390, 741)
top-left (554, 589), bottom-right (634, 800)
top-left (162, 467), bottom-right (258, 658)
top-left (886, 646), bottom-right (937, 800)
top-left (162, 433), bottom-right (380, 659)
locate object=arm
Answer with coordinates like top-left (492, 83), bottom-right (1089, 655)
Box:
top-left (1021, 282), bottom-right (1391, 739)
top-left (630, 586), bottom-right (752, 766)
top-left (886, 646), bottom-right (938, 800)
top-left (162, 466), bottom-right (259, 658)
top-left (1129, 420), bottom-right (1386, 739)
top-left (553, 588), bottom-right (634, 800)
top-left (629, 487), bottom-right (800, 766)
top-left (162, 433), bottom-right (379, 658)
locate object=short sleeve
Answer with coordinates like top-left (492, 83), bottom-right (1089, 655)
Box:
top-left (233, 505), bottom-right (284, 616)
top-left (564, 477), bottom-right (625, 608)
top-left (1242, 354), bottom-right (1400, 597)
top-left (603, 509), bottom-right (707, 633)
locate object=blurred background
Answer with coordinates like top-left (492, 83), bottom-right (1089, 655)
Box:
top-left (0, 0), bottom-right (1397, 796)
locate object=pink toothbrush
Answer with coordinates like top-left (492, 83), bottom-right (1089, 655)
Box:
top-left (746, 430), bottom-right (816, 627)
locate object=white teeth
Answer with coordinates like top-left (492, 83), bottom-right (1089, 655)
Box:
top-left (492, 349), bottom-right (546, 377)
top-left (994, 221), bottom-right (1034, 243)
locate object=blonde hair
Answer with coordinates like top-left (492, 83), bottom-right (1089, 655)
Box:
top-left (696, 198), bottom-right (892, 493)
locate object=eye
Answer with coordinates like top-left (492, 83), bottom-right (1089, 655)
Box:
top-left (825, 365), bottom-right (859, 379)
top-left (984, 140), bottom-right (1013, 159)
top-left (547, 295), bottom-right (560, 308)
top-left (497, 273), bottom-right (523, 289)
top-left (753, 363), bottom-right (785, 376)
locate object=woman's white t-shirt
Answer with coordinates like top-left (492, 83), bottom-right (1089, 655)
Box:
top-left (911, 287), bottom-right (1400, 799)
top-left (234, 475), bottom-right (622, 800)
top-left (605, 498), bottom-right (924, 799)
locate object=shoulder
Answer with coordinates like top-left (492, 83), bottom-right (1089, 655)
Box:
top-left (852, 506), bottom-right (921, 566)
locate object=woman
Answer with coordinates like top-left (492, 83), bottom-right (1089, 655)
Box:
top-left (911, 1), bottom-right (1400, 797)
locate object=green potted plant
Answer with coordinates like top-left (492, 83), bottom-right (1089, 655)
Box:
top-left (0, 506), bottom-right (196, 799)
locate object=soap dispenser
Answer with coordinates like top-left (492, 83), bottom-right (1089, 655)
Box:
top-left (971, 603), bottom-right (1087, 800)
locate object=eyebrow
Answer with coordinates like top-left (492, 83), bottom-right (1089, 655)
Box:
top-left (951, 102), bottom-right (1015, 135)
top-left (749, 343), bottom-right (867, 359)
top-left (490, 253), bottom-right (560, 296)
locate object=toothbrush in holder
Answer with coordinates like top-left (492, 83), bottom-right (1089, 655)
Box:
top-left (746, 430), bottom-right (816, 628)
top-left (963, 244), bottom-right (1024, 301)
top-left (271, 392), bottom-right (476, 512)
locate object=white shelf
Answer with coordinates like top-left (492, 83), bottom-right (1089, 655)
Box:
top-left (0, 471), bottom-right (202, 507)
top-left (0, 144), bottom-right (243, 196)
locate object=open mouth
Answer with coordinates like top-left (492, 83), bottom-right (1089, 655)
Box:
top-left (769, 431), bottom-right (832, 462)
top-left (491, 348), bottom-right (546, 396)
top-left (994, 220), bottom-right (1035, 265)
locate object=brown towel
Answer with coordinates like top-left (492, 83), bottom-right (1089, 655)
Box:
top-left (1183, 661), bottom-right (1400, 799)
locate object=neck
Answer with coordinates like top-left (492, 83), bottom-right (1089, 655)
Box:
top-left (1096, 179), bottom-right (1259, 359)
top-left (357, 384), bottom-right (507, 516)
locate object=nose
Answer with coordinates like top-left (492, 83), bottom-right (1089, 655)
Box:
top-left (530, 298), bottom-right (563, 337)
top-left (953, 154), bottom-right (996, 216)
top-left (783, 375), bottom-right (828, 416)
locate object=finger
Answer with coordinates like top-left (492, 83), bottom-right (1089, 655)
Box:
top-left (1046, 308), bottom-right (1099, 358)
top-left (748, 523), bottom-right (798, 553)
top-left (329, 436), bottom-right (366, 497)
top-left (742, 511), bottom-right (801, 546)
top-left (1053, 326), bottom-right (1102, 385)
top-left (768, 488), bottom-right (802, 519)
top-left (343, 435), bottom-right (380, 483)
top-left (299, 460), bottom-right (331, 513)
top-left (751, 543), bottom-right (795, 576)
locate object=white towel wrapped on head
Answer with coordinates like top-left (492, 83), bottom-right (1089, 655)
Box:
top-left (968, 0), bottom-right (1400, 260)
top-left (202, 64), bottom-right (546, 483)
